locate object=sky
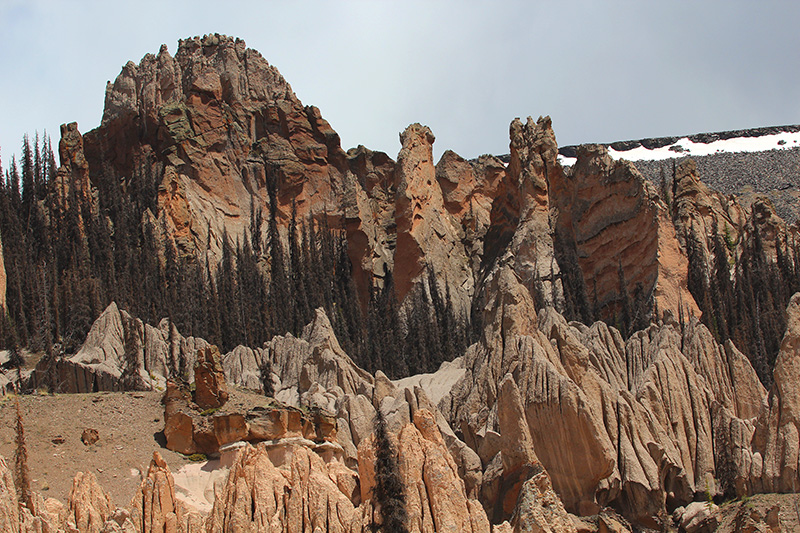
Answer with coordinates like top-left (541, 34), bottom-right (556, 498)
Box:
top-left (1, 0), bottom-right (799, 166)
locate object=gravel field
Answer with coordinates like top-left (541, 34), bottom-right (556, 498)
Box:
top-left (632, 147), bottom-right (800, 223)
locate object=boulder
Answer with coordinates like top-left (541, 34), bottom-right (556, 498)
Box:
top-left (192, 346), bottom-right (228, 410)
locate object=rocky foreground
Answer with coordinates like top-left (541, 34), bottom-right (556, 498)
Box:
top-left (3, 287), bottom-right (800, 531)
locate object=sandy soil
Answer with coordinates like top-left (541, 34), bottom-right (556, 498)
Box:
top-left (0, 390), bottom-right (191, 507)
top-left (0, 385), bottom-right (278, 509)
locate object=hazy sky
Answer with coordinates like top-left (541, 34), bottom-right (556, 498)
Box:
top-left (2, 0), bottom-right (799, 166)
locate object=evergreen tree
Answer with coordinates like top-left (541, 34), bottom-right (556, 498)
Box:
top-left (14, 395), bottom-right (32, 510)
top-left (371, 410), bottom-right (409, 533)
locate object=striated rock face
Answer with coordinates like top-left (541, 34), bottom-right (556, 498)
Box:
top-left (29, 301), bottom-right (208, 393)
top-left (345, 145), bottom-right (396, 299)
top-left (754, 292), bottom-right (800, 493)
top-left (128, 451), bottom-right (203, 533)
top-left (506, 116), bottom-right (564, 309)
top-left (441, 255), bottom-right (784, 527)
top-left (435, 151), bottom-right (507, 280)
top-left (192, 346), bottom-right (228, 410)
top-left (393, 123), bottom-right (473, 320)
top-left (65, 471), bottom-right (114, 533)
top-left (556, 144), bottom-right (699, 323)
top-left (0, 455), bottom-right (19, 533)
top-left (205, 442), bottom-right (363, 532)
top-left (672, 158), bottom-right (746, 264)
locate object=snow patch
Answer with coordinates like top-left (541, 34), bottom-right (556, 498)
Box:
top-left (607, 130), bottom-right (800, 162)
top-left (557, 154), bottom-right (577, 167)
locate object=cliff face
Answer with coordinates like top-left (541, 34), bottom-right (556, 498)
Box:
top-left (80, 34), bottom-right (395, 299)
top-left (393, 124), bottom-right (473, 320)
top-left (556, 144), bottom-right (699, 323)
top-left (18, 33), bottom-right (800, 532)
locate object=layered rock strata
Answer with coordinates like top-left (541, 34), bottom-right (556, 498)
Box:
top-left (555, 143), bottom-right (699, 322)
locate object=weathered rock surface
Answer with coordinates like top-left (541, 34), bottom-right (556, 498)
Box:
top-left (192, 346), bottom-right (228, 410)
top-left (80, 34), bottom-right (394, 299)
top-left (54, 121), bottom-right (95, 212)
top-left (162, 379), bottom-right (337, 456)
top-left (393, 123), bottom-right (473, 321)
top-left (29, 302), bottom-right (208, 394)
top-left (555, 144), bottom-right (699, 323)
top-left (0, 455), bottom-right (19, 532)
top-left (754, 292), bottom-right (800, 493)
top-left (506, 116), bottom-right (564, 309)
top-left (672, 158), bottom-right (746, 266)
top-left (128, 451), bottom-right (203, 533)
top-left (27, 34), bottom-right (800, 533)
top-left (442, 254), bottom-right (788, 527)
top-left (65, 471), bottom-right (114, 533)
top-left (436, 151), bottom-right (507, 279)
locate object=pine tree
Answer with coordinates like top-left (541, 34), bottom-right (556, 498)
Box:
top-left (20, 134), bottom-right (35, 224)
top-left (8, 156), bottom-right (21, 211)
top-left (618, 261), bottom-right (632, 337)
top-left (371, 410), bottom-right (409, 533)
top-left (14, 394), bottom-right (32, 510)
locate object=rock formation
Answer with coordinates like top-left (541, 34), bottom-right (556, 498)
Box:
top-left (505, 116), bottom-right (565, 309)
top-left (30, 301), bottom-right (209, 393)
top-left (555, 143), bottom-right (699, 323)
top-left (10, 33), bottom-right (800, 533)
top-left (435, 151), bottom-right (507, 280)
top-left (393, 123), bottom-right (473, 320)
top-left (192, 346), bottom-right (228, 410)
top-left (129, 452), bottom-right (203, 532)
top-left (54, 122), bottom-right (95, 211)
top-left (79, 33), bottom-right (394, 294)
top-left (162, 378), bottom-right (338, 456)
top-left (672, 158), bottom-right (746, 263)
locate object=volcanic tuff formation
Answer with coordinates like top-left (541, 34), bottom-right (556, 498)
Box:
top-left (59, 33), bottom-right (711, 324)
top-left (7, 33), bottom-right (800, 532)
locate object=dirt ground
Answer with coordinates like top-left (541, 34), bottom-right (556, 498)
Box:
top-left (0, 390), bottom-right (191, 507)
top-left (0, 385), bottom-right (278, 509)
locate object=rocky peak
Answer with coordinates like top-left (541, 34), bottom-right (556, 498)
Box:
top-left (508, 115), bottom-right (559, 216)
top-left (53, 122), bottom-right (94, 212)
top-left (504, 115), bottom-right (564, 309)
top-left (393, 123), bottom-right (473, 319)
top-left (86, 34), bottom-right (361, 267)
